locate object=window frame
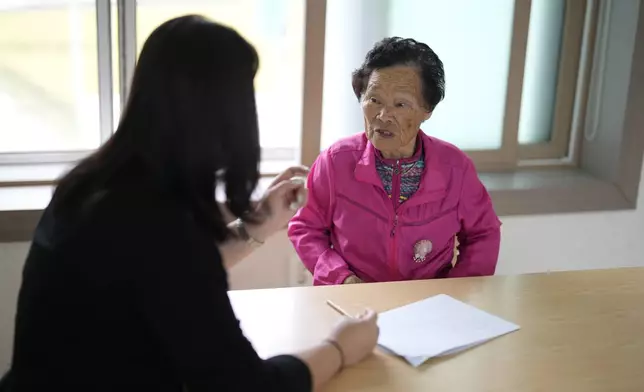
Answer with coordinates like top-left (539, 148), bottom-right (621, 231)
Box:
top-left (467, 0), bottom-right (594, 171)
top-left (0, 0), bottom-right (599, 176)
top-left (0, 0), bottom-right (315, 181)
top-left (0, 0), bottom-right (112, 166)
top-left (299, 0), bottom-right (325, 166)
top-left (0, 0), bottom-right (113, 180)
top-left (518, 0), bottom-right (590, 161)
top-left (464, 0), bottom-right (530, 172)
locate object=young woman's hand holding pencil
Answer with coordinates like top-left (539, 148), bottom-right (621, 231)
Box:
top-left (323, 300), bottom-right (379, 367)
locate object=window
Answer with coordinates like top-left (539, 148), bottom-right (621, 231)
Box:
top-left (0, 0), bottom-right (116, 184)
top-left (322, 0), bottom-right (589, 171)
top-left (388, 0), bottom-right (516, 151)
top-left (2, 0), bottom-right (644, 241)
top-left (0, 0), bottom-right (310, 182)
top-left (135, 0), bottom-right (307, 173)
top-left (0, 0), bottom-right (587, 178)
top-left (519, 0), bottom-right (566, 146)
top-left (0, 0), bottom-right (101, 153)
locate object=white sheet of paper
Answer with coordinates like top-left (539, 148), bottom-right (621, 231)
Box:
top-left (377, 294), bottom-right (520, 367)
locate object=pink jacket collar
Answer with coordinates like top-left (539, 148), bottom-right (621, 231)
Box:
top-left (354, 130), bottom-right (447, 207)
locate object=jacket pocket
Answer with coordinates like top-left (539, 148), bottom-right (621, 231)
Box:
top-left (401, 206), bottom-right (457, 228)
top-left (398, 208), bottom-right (460, 275)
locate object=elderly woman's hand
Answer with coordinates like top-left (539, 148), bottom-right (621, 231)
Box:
top-left (247, 166), bottom-right (309, 242)
top-left (343, 275), bottom-right (363, 284)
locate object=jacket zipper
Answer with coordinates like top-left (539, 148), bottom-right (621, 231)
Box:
top-left (390, 160), bottom-right (401, 210)
top-left (389, 160), bottom-right (402, 279)
top-left (390, 215), bottom-right (398, 237)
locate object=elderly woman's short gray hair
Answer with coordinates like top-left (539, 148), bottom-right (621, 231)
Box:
top-left (351, 37), bottom-right (445, 111)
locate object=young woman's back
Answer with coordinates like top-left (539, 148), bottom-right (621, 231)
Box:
top-left (10, 170), bottom-right (310, 391)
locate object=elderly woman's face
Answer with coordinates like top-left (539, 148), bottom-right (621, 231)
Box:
top-left (361, 66), bottom-right (431, 158)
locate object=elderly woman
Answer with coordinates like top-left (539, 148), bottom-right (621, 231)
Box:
top-left (288, 37), bottom-right (501, 285)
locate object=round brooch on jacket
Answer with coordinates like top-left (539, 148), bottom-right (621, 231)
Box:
top-left (413, 240), bottom-right (433, 263)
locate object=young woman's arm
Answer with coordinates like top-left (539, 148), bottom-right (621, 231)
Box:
top-left (218, 166), bottom-right (308, 270)
top-left (137, 205), bottom-right (378, 392)
top-left (217, 219), bottom-right (268, 269)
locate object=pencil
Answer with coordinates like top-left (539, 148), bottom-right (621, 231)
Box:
top-left (326, 300), bottom-right (351, 317)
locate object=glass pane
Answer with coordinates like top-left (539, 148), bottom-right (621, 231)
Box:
top-left (136, 0), bottom-right (305, 161)
top-left (111, 0), bottom-right (121, 127)
top-left (0, 0), bottom-right (101, 153)
top-left (388, 0), bottom-right (515, 150)
top-left (518, 0), bottom-right (565, 145)
top-left (321, 0), bottom-right (391, 150)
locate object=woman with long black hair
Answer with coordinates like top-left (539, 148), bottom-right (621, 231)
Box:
top-left (3, 15), bottom-right (378, 391)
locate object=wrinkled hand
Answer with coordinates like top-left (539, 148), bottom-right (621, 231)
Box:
top-left (247, 166), bottom-right (309, 242)
top-left (343, 275), bottom-right (363, 284)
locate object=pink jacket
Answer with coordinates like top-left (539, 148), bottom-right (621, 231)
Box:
top-left (288, 131), bottom-right (501, 285)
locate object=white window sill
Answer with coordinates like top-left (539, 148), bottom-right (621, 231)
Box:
top-left (1, 167), bottom-right (637, 242)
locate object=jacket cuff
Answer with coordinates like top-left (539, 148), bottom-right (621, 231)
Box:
top-left (314, 269), bottom-right (354, 286)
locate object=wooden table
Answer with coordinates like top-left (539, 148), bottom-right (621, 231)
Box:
top-left (229, 268), bottom-right (644, 391)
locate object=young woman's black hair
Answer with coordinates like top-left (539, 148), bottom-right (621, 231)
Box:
top-left (51, 15), bottom-right (260, 242)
